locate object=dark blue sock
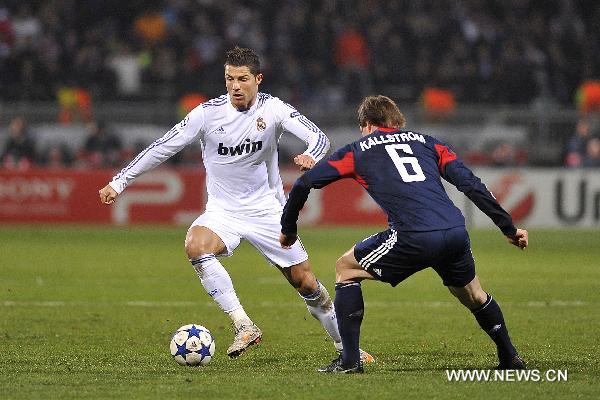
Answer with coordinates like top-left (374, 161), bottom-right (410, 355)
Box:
top-left (472, 293), bottom-right (517, 363)
top-left (335, 282), bottom-right (364, 366)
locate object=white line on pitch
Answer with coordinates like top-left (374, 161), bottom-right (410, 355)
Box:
top-left (0, 300), bottom-right (589, 308)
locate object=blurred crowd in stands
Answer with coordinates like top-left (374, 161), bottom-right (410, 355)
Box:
top-left (564, 117), bottom-right (600, 168)
top-left (1, 0), bottom-right (599, 105)
top-left (2, 112), bottom-right (599, 170)
top-left (0, 115), bottom-right (204, 170)
top-left (1, 0), bottom-right (600, 170)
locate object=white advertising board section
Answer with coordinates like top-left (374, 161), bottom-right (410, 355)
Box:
top-left (443, 168), bottom-right (600, 229)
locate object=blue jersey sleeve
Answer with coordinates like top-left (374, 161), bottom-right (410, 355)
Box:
top-left (437, 143), bottom-right (517, 236)
top-left (281, 146), bottom-right (354, 235)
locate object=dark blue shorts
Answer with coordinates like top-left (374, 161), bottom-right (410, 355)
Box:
top-left (353, 226), bottom-right (475, 287)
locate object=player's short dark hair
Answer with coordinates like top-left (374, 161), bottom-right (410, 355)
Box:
top-left (357, 95), bottom-right (406, 129)
top-left (224, 46), bottom-right (261, 76)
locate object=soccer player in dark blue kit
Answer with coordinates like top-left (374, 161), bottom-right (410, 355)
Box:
top-left (280, 95), bottom-right (529, 373)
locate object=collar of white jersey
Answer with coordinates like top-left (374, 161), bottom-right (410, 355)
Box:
top-left (228, 93), bottom-right (260, 113)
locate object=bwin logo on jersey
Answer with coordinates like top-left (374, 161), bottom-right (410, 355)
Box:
top-left (218, 139), bottom-right (263, 156)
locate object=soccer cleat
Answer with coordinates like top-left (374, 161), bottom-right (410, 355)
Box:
top-left (226, 323), bottom-right (262, 358)
top-left (318, 355), bottom-right (364, 374)
top-left (359, 349), bottom-right (375, 364)
top-left (496, 354), bottom-right (527, 370)
top-left (337, 348), bottom-right (375, 364)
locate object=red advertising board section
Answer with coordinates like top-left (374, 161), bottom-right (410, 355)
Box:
top-left (0, 169), bottom-right (387, 225)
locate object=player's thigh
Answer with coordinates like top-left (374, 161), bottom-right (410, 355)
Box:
top-left (354, 229), bottom-right (427, 286)
top-left (336, 246), bottom-right (374, 283)
top-left (431, 226), bottom-right (476, 288)
top-left (187, 212), bottom-right (242, 258)
top-left (242, 213), bottom-right (309, 268)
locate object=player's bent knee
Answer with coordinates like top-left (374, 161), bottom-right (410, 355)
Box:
top-left (449, 285), bottom-right (487, 309)
top-left (334, 255), bottom-right (350, 274)
top-left (470, 288), bottom-right (488, 307)
top-left (335, 253), bottom-right (371, 283)
top-left (184, 229), bottom-right (221, 259)
top-left (184, 239), bottom-right (204, 260)
top-left (335, 252), bottom-right (358, 275)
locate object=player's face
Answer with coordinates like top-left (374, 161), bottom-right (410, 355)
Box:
top-left (225, 65), bottom-right (263, 111)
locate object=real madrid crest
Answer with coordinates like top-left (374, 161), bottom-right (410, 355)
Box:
top-left (256, 117), bottom-right (267, 132)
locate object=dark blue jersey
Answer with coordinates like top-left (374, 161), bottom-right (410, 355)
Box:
top-left (282, 128), bottom-right (516, 236)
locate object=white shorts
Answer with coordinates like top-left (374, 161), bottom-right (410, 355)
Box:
top-left (189, 210), bottom-right (308, 268)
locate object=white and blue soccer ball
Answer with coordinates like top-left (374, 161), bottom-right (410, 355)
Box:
top-left (170, 324), bottom-right (215, 366)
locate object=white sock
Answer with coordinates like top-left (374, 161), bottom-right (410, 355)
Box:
top-left (191, 254), bottom-right (248, 321)
top-left (301, 281), bottom-right (343, 348)
top-left (228, 308), bottom-right (253, 330)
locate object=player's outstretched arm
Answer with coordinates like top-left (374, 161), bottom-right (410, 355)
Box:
top-left (99, 184), bottom-right (118, 205)
top-left (293, 154), bottom-right (316, 171)
top-left (506, 228), bottom-right (528, 250)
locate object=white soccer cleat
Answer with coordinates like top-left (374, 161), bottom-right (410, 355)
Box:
top-left (227, 323), bottom-right (262, 358)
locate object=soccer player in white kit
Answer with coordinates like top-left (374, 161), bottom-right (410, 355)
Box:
top-left (99, 47), bottom-right (373, 361)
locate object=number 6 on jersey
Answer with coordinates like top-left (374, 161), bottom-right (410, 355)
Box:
top-left (385, 144), bottom-right (426, 182)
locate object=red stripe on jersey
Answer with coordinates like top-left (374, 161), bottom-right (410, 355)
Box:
top-left (328, 151), bottom-right (355, 176)
top-left (377, 127), bottom-right (399, 132)
top-left (328, 151), bottom-right (369, 188)
top-left (434, 143), bottom-right (457, 172)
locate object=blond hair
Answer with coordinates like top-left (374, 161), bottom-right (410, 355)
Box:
top-left (357, 95), bottom-right (406, 129)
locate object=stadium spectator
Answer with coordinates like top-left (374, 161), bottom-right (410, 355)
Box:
top-left (334, 23), bottom-right (371, 102)
top-left (41, 143), bottom-right (72, 169)
top-left (57, 87), bottom-right (94, 124)
top-left (490, 141), bottom-right (528, 167)
top-left (564, 118), bottom-right (592, 167)
top-left (0, 8), bottom-right (14, 55)
top-left (1, 116), bottom-right (37, 170)
top-left (80, 121), bottom-right (123, 167)
top-left (582, 137), bottom-right (600, 168)
top-left (281, 95), bottom-right (528, 373)
top-left (134, 10), bottom-right (167, 45)
top-left (107, 42), bottom-right (144, 97)
top-left (10, 4), bottom-right (41, 51)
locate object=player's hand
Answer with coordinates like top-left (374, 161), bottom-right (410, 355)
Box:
top-left (293, 154), bottom-right (315, 171)
top-left (99, 184), bottom-right (118, 205)
top-left (279, 232), bottom-right (298, 249)
top-left (507, 228), bottom-right (528, 250)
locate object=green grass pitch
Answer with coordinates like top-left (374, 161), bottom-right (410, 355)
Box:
top-left (1, 225), bottom-right (599, 399)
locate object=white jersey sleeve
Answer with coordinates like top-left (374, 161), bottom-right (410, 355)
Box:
top-left (109, 106), bottom-right (205, 193)
top-left (273, 98), bottom-right (330, 163)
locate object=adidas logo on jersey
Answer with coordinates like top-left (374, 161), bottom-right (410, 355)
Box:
top-left (218, 139), bottom-right (263, 156)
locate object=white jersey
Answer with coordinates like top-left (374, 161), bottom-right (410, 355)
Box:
top-left (109, 93), bottom-right (330, 216)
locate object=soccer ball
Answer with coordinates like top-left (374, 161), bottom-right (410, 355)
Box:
top-left (170, 324), bottom-right (215, 366)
